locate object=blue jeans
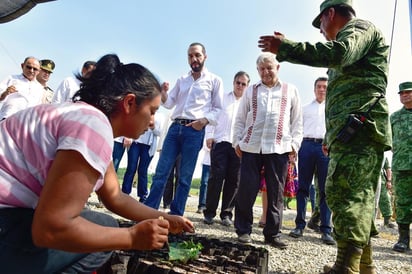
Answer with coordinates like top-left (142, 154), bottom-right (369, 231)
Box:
top-left (295, 139), bottom-right (331, 233)
top-left (198, 164), bottom-right (210, 209)
top-left (112, 141), bottom-right (125, 172)
top-left (145, 123), bottom-right (205, 216)
top-left (0, 208), bottom-right (117, 273)
top-left (121, 142), bottom-right (152, 202)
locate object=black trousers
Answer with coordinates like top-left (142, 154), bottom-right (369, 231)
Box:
top-left (203, 142), bottom-right (240, 220)
top-left (234, 151), bottom-right (289, 239)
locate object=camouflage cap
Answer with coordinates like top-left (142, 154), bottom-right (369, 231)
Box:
top-left (40, 59), bottom-right (55, 73)
top-left (312, 0), bottom-right (353, 28)
top-left (398, 81), bottom-right (412, 94)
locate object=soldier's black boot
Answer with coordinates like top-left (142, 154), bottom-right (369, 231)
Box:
top-left (323, 241), bottom-right (362, 274)
top-left (393, 223), bottom-right (410, 253)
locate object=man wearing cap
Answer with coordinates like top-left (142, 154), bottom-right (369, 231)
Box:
top-left (390, 81), bottom-right (412, 253)
top-left (0, 56), bottom-right (44, 120)
top-left (258, 0), bottom-right (391, 273)
top-left (37, 59), bottom-right (55, 104)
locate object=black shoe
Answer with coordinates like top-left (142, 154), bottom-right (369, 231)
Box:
top-left (196, 206), bottom-right (205, 214)
top-left (307, 219), bottom-right (320, 232)
top-left (203, 216), bottom-right (214, 225)
top-left (265, 237), bottom-right (288, 249)
top-left (321, 233), bottom-right (336, 245)
top-left (289, 228), bottom-right (303, 238)
top-left (393, 241), bottom-right (410, 253)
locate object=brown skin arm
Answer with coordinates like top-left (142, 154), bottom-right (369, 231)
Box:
top-left (258, 32), bottom-right (285, 54)
top-left (160, 82), bottom-right (170, 103)
top-left (206, 138), bottom-right (214, 149)
top-left (235, 145), bottom-right (242, 158)
top-left (322, 144), bottom-right (329, 156)
top-left (98, 163), bottom-right (194, 234)
top-left (32, 150), bottom-right (193, 253)
top-left (385, 168), bottom-right (392, 191)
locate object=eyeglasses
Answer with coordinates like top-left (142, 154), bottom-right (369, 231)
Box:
top-left (25, 65), bottom-right (39, 71)
top-left (236, 81), bottom-right (247, 87)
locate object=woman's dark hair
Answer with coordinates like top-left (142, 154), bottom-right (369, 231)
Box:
top-left (73, 54), bottom-right (161, 117)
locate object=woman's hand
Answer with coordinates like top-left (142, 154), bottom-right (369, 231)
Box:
top-left (129, 218), bottom-right (170, 250)
top-left (165, 215), bottom-right (195, 234)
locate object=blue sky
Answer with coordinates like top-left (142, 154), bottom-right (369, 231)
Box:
top-left (0, 0), bottom-right (410, 112)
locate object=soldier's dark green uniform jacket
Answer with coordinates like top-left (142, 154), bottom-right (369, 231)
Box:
top-left (276, 18), bottom-right (391, 151)
top-left (276, 17), bottom-right (392, 246)
top-left (391, 108), bottom-right (412, 171)
top-left (390, 107), bottom-right (412, 224)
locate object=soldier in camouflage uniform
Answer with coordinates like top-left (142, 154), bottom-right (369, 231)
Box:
top-left (258, 0), bottom-right (391, 273)
top-left (377, 157), bottom-right (395, 229)
top-left (390, 81), bottom-right (412, 253)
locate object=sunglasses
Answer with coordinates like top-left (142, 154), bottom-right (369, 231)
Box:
top-left (236, 81), bottom-right (247, 87)
top-left (25, 65), bottom-right (39, 71)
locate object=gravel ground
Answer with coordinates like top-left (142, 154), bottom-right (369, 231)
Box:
top-left (88, 192), bottom-right (412, 274)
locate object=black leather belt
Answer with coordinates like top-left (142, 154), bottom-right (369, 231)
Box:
top-left (174, 118), bottom-right (195, 125)
top-left (303, 137), bottom-right (323, 143)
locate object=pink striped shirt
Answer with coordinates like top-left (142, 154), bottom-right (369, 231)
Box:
top-left (0, 102), bottom-right (113, 208)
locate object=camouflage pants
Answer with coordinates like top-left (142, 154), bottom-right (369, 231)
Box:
top-left (326, 145), bottom-right (383, 247)
top-left (393, 170), bottom-right (412, 224)
top-left (378, 176), bottom-right (393, 217)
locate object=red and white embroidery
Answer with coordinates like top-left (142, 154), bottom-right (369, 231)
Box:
top-left (244, 84), bottom-right (259, 144)
top-left (275, 83), bottom-right (288, 145)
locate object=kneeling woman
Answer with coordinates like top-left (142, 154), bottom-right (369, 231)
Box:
top-left (0, 54), bottom-right (193, 273)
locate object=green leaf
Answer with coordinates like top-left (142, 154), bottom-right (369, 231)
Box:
top-left (168, 240), bottom-right (203, 263)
